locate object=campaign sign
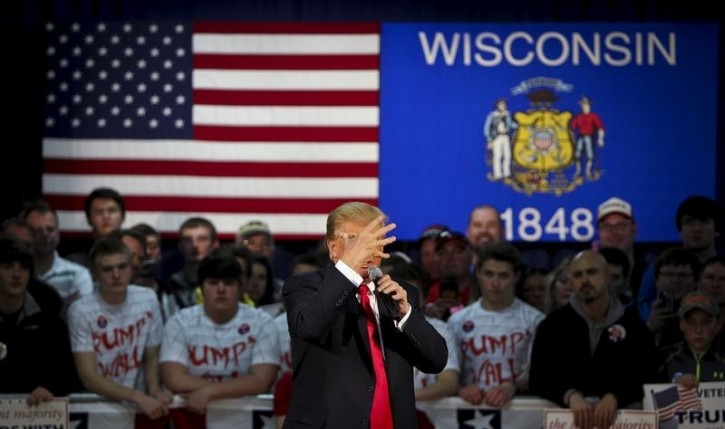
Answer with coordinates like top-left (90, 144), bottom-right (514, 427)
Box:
top-left (379, 23), bottom-right (719, 242)
top-left (644, 382), bottom-right (725, 429)
top-left (543, 408), bottom-right (657, 428)
top-left (0, 397), bottom-right (69, 429)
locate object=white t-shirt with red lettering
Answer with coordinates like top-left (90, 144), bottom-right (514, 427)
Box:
top-left (273, 311), bottom-right (292, 376)
top-left (68, 285), bottom-right (163, 390)
top-left (160, 304), bottom-right (280, 381)
top-left (447, 298), bottom-right (545, 390)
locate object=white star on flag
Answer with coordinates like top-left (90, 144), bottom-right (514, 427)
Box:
top-left (463, 411), bottom-right (496, 429)
top-left (260, 413), bottom-right (277, 429)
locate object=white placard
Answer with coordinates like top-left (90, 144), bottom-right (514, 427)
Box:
top-left (543, 408), bottom-right (657, 429)
top-left (644, 382), bottom-right (725, 429)
top-left (0, 397), bottom-right (69, 428)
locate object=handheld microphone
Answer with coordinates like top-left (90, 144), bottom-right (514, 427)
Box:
top-left (369, 265), bottom-right (401, 321)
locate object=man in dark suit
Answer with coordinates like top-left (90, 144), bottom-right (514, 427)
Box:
top-left (283, 202), bottom-right (448, 429)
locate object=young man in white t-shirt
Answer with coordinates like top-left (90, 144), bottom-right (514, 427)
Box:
top-left (68, 238), bottom-right (171, 420)
top-left (447, 241), bottom-right (545, 407)
top-left (160, 253), bottom-right (280, 415)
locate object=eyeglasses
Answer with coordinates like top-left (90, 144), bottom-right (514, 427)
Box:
top-left (599, 222), bottom-right (632, 233)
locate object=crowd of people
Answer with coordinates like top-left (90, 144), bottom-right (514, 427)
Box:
top-left (1, 187), bottom-right (724, 429)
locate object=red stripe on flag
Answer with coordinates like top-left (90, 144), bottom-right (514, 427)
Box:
top-left (60, 230), bottom-right (328, 241)
top-left (194, 22), bottom-right (379, 34)
top-left (193, 126), bottom-right (378, 142)
top-left (44, 159), bottom-right (378, 178)
top-left (194, 90), bottom-right (379, 106)
top-left (194, 54), bottom-right (379, 70)
top-left (677, 387), bottom-right (703, 410)
top-left (657, 407), bottom-right (676, 421)
top-left (45, 195), bottom-right (378, 214)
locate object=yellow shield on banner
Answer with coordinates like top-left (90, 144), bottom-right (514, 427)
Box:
top-left (512, 109), bottom-right (574, 171)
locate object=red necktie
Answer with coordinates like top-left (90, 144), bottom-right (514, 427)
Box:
top-left (359, 284), bottom-right (394, 429)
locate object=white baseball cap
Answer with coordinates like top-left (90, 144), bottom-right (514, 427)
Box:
top-left (598, 197), bottom-right (633, 221)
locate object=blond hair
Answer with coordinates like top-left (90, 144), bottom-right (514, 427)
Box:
top-left (326, 202), bottom-right (385, 240)
top-left (543, 256), bottom-right (572, 314)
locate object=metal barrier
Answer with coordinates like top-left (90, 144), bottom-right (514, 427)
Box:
top-left (1, 393), bottom-right (559, 428)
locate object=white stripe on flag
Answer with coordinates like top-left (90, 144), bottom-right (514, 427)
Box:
top-left (43, 175), bottom-right (378, 198)
top-left (193, 106), bottom-right (380, 126)
top-left (192, 70), bottom-right (379, 90)
top-left (193, 34), bottom-right (380, 54)
top-left (43, 139), bottom-right (379, 162)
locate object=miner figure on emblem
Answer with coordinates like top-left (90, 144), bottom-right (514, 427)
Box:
top-left (570, 95), bottom-right (605, 179)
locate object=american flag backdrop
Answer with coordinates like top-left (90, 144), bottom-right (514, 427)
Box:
top-left (42, 21), bottom-right (380, 239)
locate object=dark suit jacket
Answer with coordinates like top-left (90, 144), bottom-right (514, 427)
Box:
top-left (282, 264), bottom-right (448, 428)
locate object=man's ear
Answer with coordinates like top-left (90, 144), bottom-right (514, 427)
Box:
top-left (327, 239), bottom-right (338, 261)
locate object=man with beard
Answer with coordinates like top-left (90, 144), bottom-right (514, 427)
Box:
top-left (466, 205), bottom-right (504, 254)
top-left (530, 250), bottom-right (658, 429)
top-left (465, 204), bottom-right (550, 272)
